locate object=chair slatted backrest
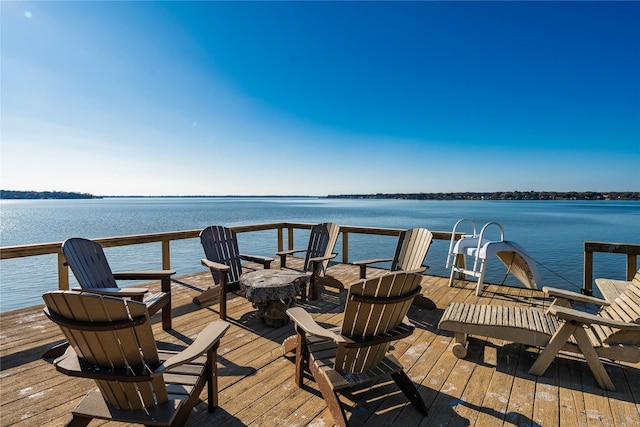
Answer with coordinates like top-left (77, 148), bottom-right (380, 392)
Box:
top-left (336, 272), bottom-right (422, 373)
top-left (42, 291), bottom-right (166, 409)
top-left (391, 228), bottom-right (434, 272)
top-left (62, 238), bottom-right (118, 289)
top-left (303, 222), bottom-right (340, 274)
top-left (200, 226), bottom-right (244, 284)
top-left (599, 270), bottom-right (640, 345)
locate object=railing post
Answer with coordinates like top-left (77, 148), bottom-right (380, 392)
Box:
top-left (58, 252), bottom-right (69, 290)
top-left (342, 231), bottom-right (348, 263)
top-left (277, 227), bottom-right (283, 252)
top-left (627, 254), bottom-right (637, 281)
top-left (288, 227), bottom-right (294, 251)
top-left (583, 244), bottom-right (594, 296)
top-left (162, 240), bottom-right (171, 270)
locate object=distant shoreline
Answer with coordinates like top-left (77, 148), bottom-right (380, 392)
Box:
top-left (327, 191), bottom-right (640, 201)
top-left (0, 190), bottom-right (100, 200)
top-left (1, 190), bottom-right (639, 200)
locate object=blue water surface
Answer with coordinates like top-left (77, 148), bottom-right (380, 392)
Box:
top-left (1, 197), bottom-right (638, 311)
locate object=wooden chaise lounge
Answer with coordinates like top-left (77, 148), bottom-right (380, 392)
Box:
top-left (438, 280), bottom-right (640, 391)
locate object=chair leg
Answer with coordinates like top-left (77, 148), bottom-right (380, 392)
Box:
top-left (294, 328), bottom-right (307, 388)
top-left (65, 415), bottom-right (92, 427)
top-left (310, 363), bottom-right (348, 427)
top-left (219, 275), bottom-right (230, 320)
top-left (300, 281), bottom-right (308, 302)
top-left (207, 344), bottom-right (220, 412)
top-left (391, 371), bottom-right (428, 415)
top-left (161, 277), bottom-right (172, 330)
top-left (529, 322), bottom-right (575, 377)
top-left (310, 271), bottom-right (319, 300)
top-left (162, 302), bottom-right (172, 330)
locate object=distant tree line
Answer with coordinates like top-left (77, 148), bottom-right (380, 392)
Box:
top-left (0, 190), bottom-right (99, 199)
top-left (327, 191), bottom-right (640, 201)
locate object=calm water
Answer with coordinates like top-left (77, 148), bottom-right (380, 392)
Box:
top-left (1, 197), bottom-right (638, 311)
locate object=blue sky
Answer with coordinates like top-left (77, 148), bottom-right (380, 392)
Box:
top-left (2, 1), bottom-right (639, 196)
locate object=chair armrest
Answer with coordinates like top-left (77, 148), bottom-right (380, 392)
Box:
top-left (352, 258), bottom-right (393, 266)
top-left (113, 270), bottom-right (176, 281)
top-left (286, 307), bottom-right (345, 342)
top-left (155, 320), bottom-right (230, 374)
top-left (240, 253), bottom-right (275, 268)
top-left (548, 305), bottom-right (640, 330)
top-left (276, 248), bottom-right (306, 257)
top-left (308, 253), bottom-right (338, 264)
top-left (353, 258), bottom-right (393, 278)
top-left (72, 287), bottom-right (148, 298)
top-left (404, 266), bottom-right (429, 274)
top-left (276, 248), bottom-right (307, 268)
top-left (543, 286), bottom-right (610, 306)
top-left (201, 258), bottom-right (230, 272)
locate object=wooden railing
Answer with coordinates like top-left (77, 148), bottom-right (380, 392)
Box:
top-left (583, 241), bottom-right (640, 296)
top-left (2, 223), bottom-right (635, 295)
top-left (0, 222), bottom-right (458, 291)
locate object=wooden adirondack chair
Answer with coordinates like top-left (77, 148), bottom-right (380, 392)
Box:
top-left (62, 237), bottom-right (174, 330)
top-left (42, 290), bottom-right (230, 427)
top-left (353, 227), bottom-right (433, 279)
top-left (276, 222), bottom-right (341, 300)
top-left (193, 225), bottom-right (275, 320)
top-left (438, 279), bottom-right (640, 391)
top-left (286, 272), bottom-right (428, 426)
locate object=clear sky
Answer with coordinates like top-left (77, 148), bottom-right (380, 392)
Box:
top-left (1, 1), bottom-right (639, 196)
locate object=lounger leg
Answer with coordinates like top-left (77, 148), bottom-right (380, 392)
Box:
top-left (391, 371), bottom-right (428, 415)
top-left (529, 322), bottom-right (575, 377)
top-left (452, 332), bottom-right (468, 358)
top-left (572, 326), bottom-right (615, 391)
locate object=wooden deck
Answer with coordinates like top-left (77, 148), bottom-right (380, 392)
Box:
top-left (2, 259), bottom-right (639, 426)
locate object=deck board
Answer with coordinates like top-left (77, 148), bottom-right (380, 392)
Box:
top-left (1, 259), bottom-right (639, 426)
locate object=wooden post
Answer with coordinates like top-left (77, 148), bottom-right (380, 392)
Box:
top-left (162, 240), bottom-right (171, 270)
top-left (277, 227), bottom-right (283, 252)
top-left (57, 251), bottom-right (69, 290)
top-left (288, 227), bottom-right (294, 251)
top-left (627, 254), bottom-right (637, 281)
top-left (342, 231), bottom-right (348, 264)
top-left (583, 245), bottom-right (594, 296)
